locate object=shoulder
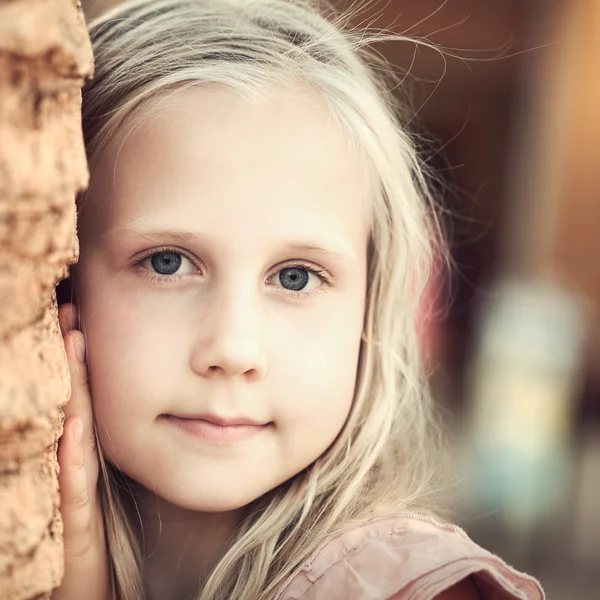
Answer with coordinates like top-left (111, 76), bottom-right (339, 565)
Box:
top-left (275, 513), bottom-right (545, 600)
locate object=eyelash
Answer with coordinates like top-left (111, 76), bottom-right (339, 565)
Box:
top-left (133, 247), bottom-right (333, 298)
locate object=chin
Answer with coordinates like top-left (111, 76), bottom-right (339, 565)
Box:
top-left (154, 482), bottom-right (266, 514)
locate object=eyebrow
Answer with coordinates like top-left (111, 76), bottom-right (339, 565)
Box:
top-left (107, 228), bottom-right (198, 245)
top-left (105, 228), bottom-right (356, 261)
top-left (284, 243), bottom-right (354, 261)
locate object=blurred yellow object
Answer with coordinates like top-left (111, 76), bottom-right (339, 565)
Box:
top-left (464, 278), bottom-right (585, 537)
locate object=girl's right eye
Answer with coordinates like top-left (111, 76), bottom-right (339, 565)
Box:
top-left (138, 250), bottom-right (197, 277)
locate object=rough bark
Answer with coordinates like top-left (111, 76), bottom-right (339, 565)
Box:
top-left (0, 1), bottom-right (93, 598)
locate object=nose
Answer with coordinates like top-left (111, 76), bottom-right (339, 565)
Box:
top-left (189, 285), bottom-right (268, 381)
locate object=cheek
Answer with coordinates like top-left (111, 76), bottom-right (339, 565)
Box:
top-left (274, 299), bottom-right (363, 441)
top-left (272, 362), bottom-right (354, 476)
top-left (80, 292), bottom-right (188, 439)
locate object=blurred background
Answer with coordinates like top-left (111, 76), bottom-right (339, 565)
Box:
top-left (347, 1), bottom-right (600, 597)
top-left (81, 0), bottom-right (600, 597)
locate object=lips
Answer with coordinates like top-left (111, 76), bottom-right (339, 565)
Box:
top-left (167, 413), bottom-right (267, 427)
top-left (162, 413), bottom-right (270, 444)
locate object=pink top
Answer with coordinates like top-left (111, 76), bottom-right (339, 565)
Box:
top-left (274, 513), bottom-right (545, 600)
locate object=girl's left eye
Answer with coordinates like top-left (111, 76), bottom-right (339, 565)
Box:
top-left (140, 251), bottom-right (196, 276)
top-left (268, 266), bottom-right (325, 294)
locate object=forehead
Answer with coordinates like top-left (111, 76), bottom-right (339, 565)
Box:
top-left (83, 83), bottom-right (371, 246)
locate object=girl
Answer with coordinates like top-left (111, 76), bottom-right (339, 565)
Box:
top-left (53, 0), bottom-right (545, 599)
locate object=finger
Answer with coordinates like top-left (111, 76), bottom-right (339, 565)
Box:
top-left (58, 416), bottom-right (95, 560)
top-left (59, 303), bottom-right (79, 336)
top-left (62, 331), bottom-right (95, 452)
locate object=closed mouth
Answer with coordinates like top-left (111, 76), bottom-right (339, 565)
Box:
top-left (161, 414), bottom-right (272, 443)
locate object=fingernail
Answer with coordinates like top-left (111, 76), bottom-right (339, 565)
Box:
top-left (73, 334), bottom-right (85, 363)
top-left (73, 419), bottom-right (83, 444)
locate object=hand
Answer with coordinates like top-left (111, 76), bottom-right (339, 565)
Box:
top-left (52, 303), bottom-right (112, 600)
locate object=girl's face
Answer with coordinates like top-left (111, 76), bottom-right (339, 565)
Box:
top-left (76, 84), bottom-right (369, 512)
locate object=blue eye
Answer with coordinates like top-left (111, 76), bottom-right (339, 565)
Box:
top-left (150, 252), bottom-right (183, 275)
top-left (137, 249), bottom-right (197, 281)
top-left (270, 265), bottom-right (326, 294)
top-left (278, 267), bottom-right (309, 291)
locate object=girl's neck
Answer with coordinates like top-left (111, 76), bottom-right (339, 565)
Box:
top-left (132, 487), bottom-right (246, 600)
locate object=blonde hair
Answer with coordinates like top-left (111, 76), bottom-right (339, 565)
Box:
top-left (79, 0), bottom-right (445, 598)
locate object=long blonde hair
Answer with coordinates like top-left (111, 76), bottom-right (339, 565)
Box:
top-left (79, 0), bottom-right (445, 598)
